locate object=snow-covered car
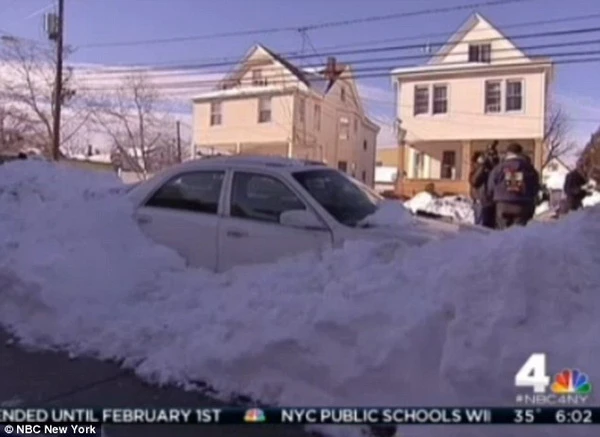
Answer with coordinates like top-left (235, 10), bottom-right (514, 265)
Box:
top-left (126, 156), bottom-right (487, 271)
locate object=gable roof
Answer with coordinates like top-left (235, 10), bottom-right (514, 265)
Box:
top-left (428, 13), bottom-right (528, 65)
top-left (259, 45), bottom-right (312, 88)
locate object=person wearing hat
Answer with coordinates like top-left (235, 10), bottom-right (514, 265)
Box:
top-left (487, 142), bottom-right (540, 229)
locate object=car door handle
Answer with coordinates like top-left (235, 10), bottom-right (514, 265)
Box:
top-left (226, 229), bottom-right (248, 238)
top-left (137, 215), bottom-right (152, 224)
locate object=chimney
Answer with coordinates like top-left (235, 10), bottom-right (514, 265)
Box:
top-left (325, 57), bottom-right (337, 80)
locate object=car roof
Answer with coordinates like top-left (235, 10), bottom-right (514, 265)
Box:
top-left (172, 155), bottom-right (328, 172)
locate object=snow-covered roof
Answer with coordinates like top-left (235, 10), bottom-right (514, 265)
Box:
top-left (391, 58), bottom-right (551, 76)
top-left (68, 154), bottom-right (113, 164)
top-left (191, 85), bottom-right (287, 101)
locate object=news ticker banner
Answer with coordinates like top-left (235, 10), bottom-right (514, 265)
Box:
top-left (1, 407), bottom-right (600, 427)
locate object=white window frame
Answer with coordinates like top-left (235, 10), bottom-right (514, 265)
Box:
top-left (484, 78), bottom-right (526, 114)
top-left (339, 116), bottom-right (350, 140)
top-left (468, 43), bottom-right (492, 63)
top-left (413, 85), bottom-right (429, 116)
top-left (484, 80), bottom-right (502, 113)
top-left (413, 151), bottom-right (425, 179)
top-left (505, 78), bottom-right (524, 113)
top-left (432, 84), bottom-right (448, 115)
top-left (258, 96), bottom-right (272, 123)
top-left (298, 97), bottom-right (306, 123)
top-left (314, 104), bottom-right (321, 131)
top-left (252, 69), bottom-right (267, 86)
top-left (210, 101), bottom-right (222, 126)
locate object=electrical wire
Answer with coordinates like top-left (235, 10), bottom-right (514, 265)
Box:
top-left (75, 12), bottom-right (600, 71)
top-left (74, 25), bottom-right (600, 76)
top-left (71, 50), bottom-right (597, 91)
top-left (75, 0), bottom-right (533, 49)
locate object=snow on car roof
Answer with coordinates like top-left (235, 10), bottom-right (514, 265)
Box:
top-left (179, 155), bottom-right (327, 170)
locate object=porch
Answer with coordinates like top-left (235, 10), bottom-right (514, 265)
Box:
top-left (396, 138), bottom-right (542, 197)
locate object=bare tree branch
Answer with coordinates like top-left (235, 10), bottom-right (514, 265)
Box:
top-left (90, 72), bottom-right (178, 175)
top-left (0, 38), bottom-right (87, 157)
top-left (578, 126), bottom-right (600, 184)
top-left (542, 102), bottom-right (575, 170)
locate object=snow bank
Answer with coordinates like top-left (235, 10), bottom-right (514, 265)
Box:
top-left (1, 162), bottom-right (600, 437)
top-left (358, 200), bottom-right (414, 227)
top-left (584, 190), bottom-right (600, 207)
top-left (404, 191), bottom-right (475, 224)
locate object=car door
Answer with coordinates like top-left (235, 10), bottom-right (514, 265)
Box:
top-left (217, 170), bottom-right (333, 271)
top-left (134, 169), bottom-right (226, 271)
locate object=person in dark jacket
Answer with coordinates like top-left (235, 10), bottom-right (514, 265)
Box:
top-left (487, 142), bottom-right (540, 229)
top-left (562, 164), bottom-right (590, 213)
top-left (469, 151), bottom-right (495, 228)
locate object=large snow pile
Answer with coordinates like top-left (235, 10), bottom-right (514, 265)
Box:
top-left (1, 161), bottom-right (600, 437)
top-left (404, 191), bottom-right (475, 224)
top-left (584, 190), bottom-right (600, 207)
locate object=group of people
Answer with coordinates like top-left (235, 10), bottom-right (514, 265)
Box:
top-left (469, 141), bottom-right (540, 230)
top-left (468, 141), bottom-right (594, 230)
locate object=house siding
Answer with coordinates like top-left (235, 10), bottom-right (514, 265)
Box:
top-left (398, 68), bottom-right (548, 142)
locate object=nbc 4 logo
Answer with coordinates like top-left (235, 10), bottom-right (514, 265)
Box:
top-left (515, 353), bottom-right (592, 405)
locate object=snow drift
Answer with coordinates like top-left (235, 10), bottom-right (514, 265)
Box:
top-left (404, 191), bottom-right (475, 223)
top-left (1, 161), bottom-right (599, 437)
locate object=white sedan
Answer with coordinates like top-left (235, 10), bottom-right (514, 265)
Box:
top-left (127, 156), bottom-right (485, 271)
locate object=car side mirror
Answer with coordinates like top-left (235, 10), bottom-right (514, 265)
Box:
top-left (279, 209), bottom-right (327, 230)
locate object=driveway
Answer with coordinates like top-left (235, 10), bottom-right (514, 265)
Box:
top-left (0, 329), bottom-right (314, 437)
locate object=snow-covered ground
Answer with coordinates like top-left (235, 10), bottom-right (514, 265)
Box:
top-left (1, 161), bottom-right (600, 437)
top-left (404, 192), bottom-right (475, 224)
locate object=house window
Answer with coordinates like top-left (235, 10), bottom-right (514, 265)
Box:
top-left (432, 84), bottom-right (448, 114)
top-left (485, 80), bottom-right (502, 113)
top-left (441, 150), bottom-right (456, 180)
top-left (363, 140), bottom-right (367, 151)
top-left (413, 152), bottom-right (424, 179)
top-left (339, 117), bottom-right (350, 140)
top-left (258, 96), bottom-right (272, 123)
top-left (298, 97), bottom-right (306, 122)
top-left (354, 118), bottom-right (358, 133)
top-left (337, 160), bottom-right (348, 172)
top-left (506, 79), bottom-right (523, 111)
top-left (361, 170), bottom-right (366, 182)
top-left (468, 43), bottom-right (491, 63)
top-left (210, 101), bottom-right (222, 126)
top-left (341, 87), bottom-right (346, 102)
top-left (414, 85), bottom-right (429, 115)
top-left (376, 161), bottom-right (383, 167)
top-left (313, 104), bottom-right (321, 131)
top-left (252, 69), bottom-right (267, 86)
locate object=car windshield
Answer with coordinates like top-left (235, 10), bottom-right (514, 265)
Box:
top-left (292, 169), bottom-right (381, 227)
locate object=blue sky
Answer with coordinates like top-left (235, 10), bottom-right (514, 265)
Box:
top-left (1, 0), bottom-right (599, 150)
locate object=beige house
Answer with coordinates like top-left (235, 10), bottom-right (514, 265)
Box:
top-left (191, 44), bottom-right (380, 185)
top-left (392, 13), bottom-right (553, 197)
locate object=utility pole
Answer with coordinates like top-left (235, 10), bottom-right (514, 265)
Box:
top-left (50, 0), bottom-right (65, 161)
top-left (176, 120), bottom-right (182, 163)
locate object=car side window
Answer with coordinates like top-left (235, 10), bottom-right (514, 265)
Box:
top-left (145, 171), bottom-right (225, 214)
top-left (230, 172), bottom-right (306, 223)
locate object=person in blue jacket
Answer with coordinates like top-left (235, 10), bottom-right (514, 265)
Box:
top-left (487, 142), bottom-right (540, 229)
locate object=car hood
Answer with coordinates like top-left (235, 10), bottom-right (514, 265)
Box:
top-left (353, 216), bottom-right (490, 245)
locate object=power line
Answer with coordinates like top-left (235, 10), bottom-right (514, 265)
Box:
top-left (71, 42), bottom-right (600, 91)
top-left (74, 25), bottom-right (600, 76)
top-left (71, 54), bottom-right (600, 93)
top-left (299, 12), bottom-right (600, 53)
top-left (73, 12), bottom-right (600, 71)
top-left (75, 0), bottom-right (533, 49)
